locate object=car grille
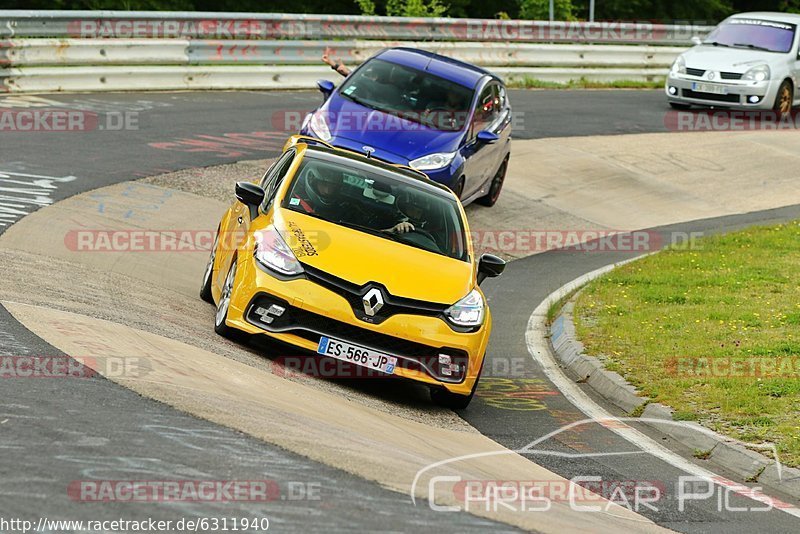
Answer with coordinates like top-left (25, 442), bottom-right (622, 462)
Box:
top-left (303, 264), bottom-right (450, 326)
top-left (245, 293), bottom-right (468, 383)
top-left (686, 68), bottom-right (743, 81)
top-left (682, 89), bottom-right (740, 103)
top-left (720, 72), bottom-right (744, 80)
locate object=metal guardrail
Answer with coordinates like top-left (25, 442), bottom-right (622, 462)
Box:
top-left (0, 39), bottom-right (686, 68)
top-left (0, 10), bottom-right (708, 93)
top-left (0, 10), bottom-right (712, 44)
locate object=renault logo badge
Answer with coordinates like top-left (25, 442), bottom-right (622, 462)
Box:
top-left (362, 287), bottom-right (384, 316)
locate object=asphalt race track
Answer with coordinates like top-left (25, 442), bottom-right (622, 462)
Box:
top-left (1, 89), bottom-right (799, 533)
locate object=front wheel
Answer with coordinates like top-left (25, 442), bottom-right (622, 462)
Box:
top-left (477, 157), bottom-right (508, 207)
top-left (200, 227), bottom-right (219, 304)
top-left (669, 102), bottom-right (691, 110)
top-left (430, 356), bottom-right (484, 410)
top-left (773, 80), bottom-right (793, 114)
top-left (214, 258), bottom-right (242, 340)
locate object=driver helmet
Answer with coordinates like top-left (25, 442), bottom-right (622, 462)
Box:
top-left (397, 189), bottom-right (431, 227)
top-left (305, 165), bottom-right (342, 207)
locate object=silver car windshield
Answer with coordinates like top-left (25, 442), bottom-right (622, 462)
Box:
top-left (281, 152), bottom-right (468, 261)
top-left (704, 19), bottom-right (797, 53)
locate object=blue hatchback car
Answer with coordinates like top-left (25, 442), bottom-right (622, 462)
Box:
top-left (299, 47), bottom-right (512, 207)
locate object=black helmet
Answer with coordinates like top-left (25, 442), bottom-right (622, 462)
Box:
top-left (305, 165), bottom-right (341, 207)
top-left (397, 189), bottom-right (431, 226)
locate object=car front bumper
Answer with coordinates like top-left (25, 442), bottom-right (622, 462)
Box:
top-left (665, 74), bottom-right (778, 110)
top-left (224, 255), bottom-right (490, 396)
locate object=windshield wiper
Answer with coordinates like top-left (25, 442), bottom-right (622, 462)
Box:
top-left (704, 41), bottom-right (732, 47)
top-left (733, 42), bottom-right (773, 52)
top-left (340, 91), bottom-right (374, 109)
top-left (336, 220), bottom-right (401, 241)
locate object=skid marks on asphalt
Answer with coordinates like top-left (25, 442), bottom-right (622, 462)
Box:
top-left (148, 130), bottom-right (286, 159)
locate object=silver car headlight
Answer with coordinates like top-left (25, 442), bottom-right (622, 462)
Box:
top-left (670, 56), bottom-right (687, 75)
top-left (743, 65), bottom-right (771, 82)
top-left (308, 111), bottom-right (332, 142)
top-left (444, 289), bottom-right (485, 327)
top-left (409, 152), bottom-right (457, 171)
top-left (254, 226), bottom-right (304, 276)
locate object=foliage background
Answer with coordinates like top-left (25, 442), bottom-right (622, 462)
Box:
top-left (2, 0), bottom-right (800, 23)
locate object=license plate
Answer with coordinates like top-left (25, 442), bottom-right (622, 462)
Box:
top-left (317, 336), bottom-right (397, 374)
top-left (692, 82), bottom-right (727, 95)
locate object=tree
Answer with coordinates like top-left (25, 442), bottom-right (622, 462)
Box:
top-left (519, 0), bottom-right (577, 20)
top-left (385, 0), bottom-right (449, 17)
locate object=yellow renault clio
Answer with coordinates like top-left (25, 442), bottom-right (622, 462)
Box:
top-left (201, 136), bottom-right (505, 408)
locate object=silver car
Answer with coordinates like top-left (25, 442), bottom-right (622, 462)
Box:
top-left (666, 12), bottom-right (800, 112)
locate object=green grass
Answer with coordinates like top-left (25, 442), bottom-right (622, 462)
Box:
top-left (573, 221), bottom-right (800, 467)
top-left (506, 76), bottom-right (665, 90)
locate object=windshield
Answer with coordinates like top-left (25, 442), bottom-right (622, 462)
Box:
top-left (338, 58), bottom-right (475, 132)
top-left (704, 18), bottom-right (797, 53)
top-left (281, 152), bottom-right (468, 261)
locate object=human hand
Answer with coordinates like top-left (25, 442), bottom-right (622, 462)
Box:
top-left (388, 221), bottom-right (415, 234)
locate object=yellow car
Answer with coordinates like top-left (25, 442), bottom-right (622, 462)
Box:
top-left (200, 135), bottom-right (505, 408)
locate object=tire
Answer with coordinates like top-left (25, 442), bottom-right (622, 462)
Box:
top-left (669, 102), bottom-right (691, 110)
top-left (773, 80), bottom-right (793, 114)
top-left (430, 356), bottom-right (485, 410)
top-left (200, 227), bottom-right (219, 304)
top-left (214, 257), bottom-right (243, 340)
top-left (477, 157), bottom-right (508, 207)
top-left (450, 177), bottom-right (465, 199)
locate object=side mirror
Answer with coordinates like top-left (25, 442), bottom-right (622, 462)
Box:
top-left (477, 253), bottom-right (506, 285)
top-left (317, 79), bottom-right (335, 99)
top-left (691, 36), bottom-right (702, 46)
top-left (476, 130), bottom-right (499, 144)
top-left (235, 182), bottom-right (265, 206)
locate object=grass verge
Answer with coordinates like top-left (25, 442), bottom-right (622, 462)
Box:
top-left (573, 221), bottom-right (800, 467)
top-left (506, 76), bottom-right (665, 90)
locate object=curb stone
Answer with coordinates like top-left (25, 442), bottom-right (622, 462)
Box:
top-left (550, 294), bottom-right (800, 503)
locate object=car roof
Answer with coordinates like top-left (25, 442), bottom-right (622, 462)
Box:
top-left (374, 47), bottom-right (494, 90)
top-left (299, 142), bottom-right (456, 199)
top-left (727, 12), bottom-right (800, 25)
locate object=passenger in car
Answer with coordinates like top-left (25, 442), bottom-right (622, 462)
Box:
top-left (322, 46), bottom-right (351, 77)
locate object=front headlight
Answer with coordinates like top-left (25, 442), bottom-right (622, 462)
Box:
top-left (409, 152), bottom-right (457, 171)
top-left (670, 56), bottom-right (686, 75)
top-left (254, 226), bottom-right (304, 276)
top-left (743, 64), bottom-right (770, 82)
top-left (445, 289), bottom-right (485, 327)
top-left (308, 111), bottom-right (332, 142)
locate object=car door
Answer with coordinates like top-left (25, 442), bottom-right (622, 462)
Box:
top-left (215, 150), bottom-right (295, 291)
top-left (460, 81), bottom-right (506, 199)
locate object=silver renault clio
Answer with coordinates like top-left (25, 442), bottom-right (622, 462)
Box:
top-left (666, 12), bottom-right (800, 112)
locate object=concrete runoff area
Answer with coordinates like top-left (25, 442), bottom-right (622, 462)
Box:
top-left (3, 131), bottom-right (800, 531)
